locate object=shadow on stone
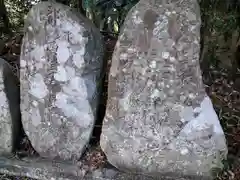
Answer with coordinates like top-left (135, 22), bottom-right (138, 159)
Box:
top-left (90, 36), bottom-right (117, 145)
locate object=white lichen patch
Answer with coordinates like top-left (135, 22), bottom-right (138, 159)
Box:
top-left (32, 45), bottom-right (45, 61)
top-left (165, 11), bottom-right (171, 16)
top-left (162, 52), bottom-right (170, 59)
top-left (0, 84), bottom-right (4, 91)
top-left (32, 100), bottom-right (38, 107)
top-left (55, 74), bottom-right (94, 128)
top-left (61, 20), bottom-right (79, 32)
top-left (20, 59), bottom-right (27, 68)
top-left (57, 41), bottom-right (70, 64)
top-left (169, 79), bottom-right (174, 84)
top-left (166, 39), bottom-right (175, 48)
top-left (35, 61), bottom-right (43, 70)
top-left (55, 92), bottom-right (76, 117)
top-left (62, 77), bottom-right (88, 97)
top-left (65, 66), bottom-right (75, 79)
top-left (73, 50), bottom-right (85, 69)
top-left (54, 66), bottom-right (68, 82)
top-left (180, 96), bottom-right (225, 135)
top-left (119, 92), bottom-right (131, 111)
top-left (120, 53), bottom-right (128, 60)
top-left (149, 61), bottom-right (157, 68)
top-left (169, 56), bottom-right (176, 62)
top-left (158, 81), bottom-right (165, 88)
top-left (55, 91), bottom-right (92, 128)
top-left (54, 65), bottom-right (76, 82)
top-left (29, 73), bottom-right (48, 99)
top-left (30, 107), bottom-right (42, 127)
top-left (193, 107), bottom-right (201, 114)
top-left (127, 47), bottom-right (136, 53)
top-left (180, 106), bottom-right (194, 123)
top-left (28, 26), bottom-right (33, 32)
top-left (0, 91), bottom-right (9, 121)
top-left (150, 89), bottom-right (160, 99)
top-left (132, 10), bottom-right (143, 24)
top-left (168, 65), bottom-right (176, 72)
top-left (189, 93), bottom-right (196, 99)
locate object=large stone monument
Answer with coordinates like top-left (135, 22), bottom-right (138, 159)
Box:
top-left (20, 1), bottom-right (104, 161)
top-left (100, 0), bottom-right (228, 178)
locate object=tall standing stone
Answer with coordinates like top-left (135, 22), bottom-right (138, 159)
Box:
top-left (100, 0), bottom-right (228, 178)
top-left (0, 58), bottom-right (21, 154)
top-left (20, 1), bottom-right (104, 161)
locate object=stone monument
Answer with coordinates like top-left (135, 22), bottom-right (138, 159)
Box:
top-left (100, 0), bottom-right (228, 178)
top-left (20, 1), bottom-right (104, 161)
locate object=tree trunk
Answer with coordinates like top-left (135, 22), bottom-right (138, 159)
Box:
top-left (0, 0), bottom-right (12, 36)
top-left (199, 0), bottom-right (210, 74)
top-left (77, 0), bottom-right (85, 15)
top-left (230, 29), bottom-right (240, 81)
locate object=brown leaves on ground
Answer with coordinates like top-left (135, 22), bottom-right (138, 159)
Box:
top-left (203, 67), bottom-right (240, 180)
top-left (81, 145), bottom-right (107, 171)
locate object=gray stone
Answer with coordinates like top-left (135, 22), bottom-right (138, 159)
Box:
top-left (20, 1), bottom-right (104, 161)
top-left (0, 58), bottom-right (21, 154)
top-left (100, 0), bottom-right (227, 178)
top-left (87, 167), bottom-right (211, 180)
top-left (0, 155), bottom-right (211, 180)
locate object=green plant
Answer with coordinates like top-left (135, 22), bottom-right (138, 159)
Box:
top-left (83, 0), bottom-right (139, 35)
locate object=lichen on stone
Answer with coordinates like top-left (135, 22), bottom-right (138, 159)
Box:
top-left (100, 0), bottom-right (227, 178)
top-left (20, 1), bottom-right (104, 161)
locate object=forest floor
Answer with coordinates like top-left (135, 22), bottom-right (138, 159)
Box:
top-left (203, 67), bottom-right (240, 180)
top-left (0, 34), bottom-right (239, 180)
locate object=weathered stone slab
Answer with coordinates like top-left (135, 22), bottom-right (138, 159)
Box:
top-left (0, 58), bottom-right (21, 154)
top-left (0, 155), bottom-right (211, 180)
top-left (100, 0), bottom-right (228, 178)
top-left (0, 155), bottom-right (85, 180)
top-left (20, 1), bottom-right (104, 161)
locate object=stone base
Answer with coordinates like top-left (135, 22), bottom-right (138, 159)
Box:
top-left (0, 154), bottom-right (212, 180)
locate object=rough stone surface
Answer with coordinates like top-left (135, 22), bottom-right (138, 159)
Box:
top-left (20, 1), bottom-right (104, 161)
top-left (87, 167), bottom-right (211, 180)
top-left (0, 58), bottom-right (21, 154)
top-left (0, 155), bottom-right (211, 180)
top-left (100, 0), bottom-right (228, 178)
